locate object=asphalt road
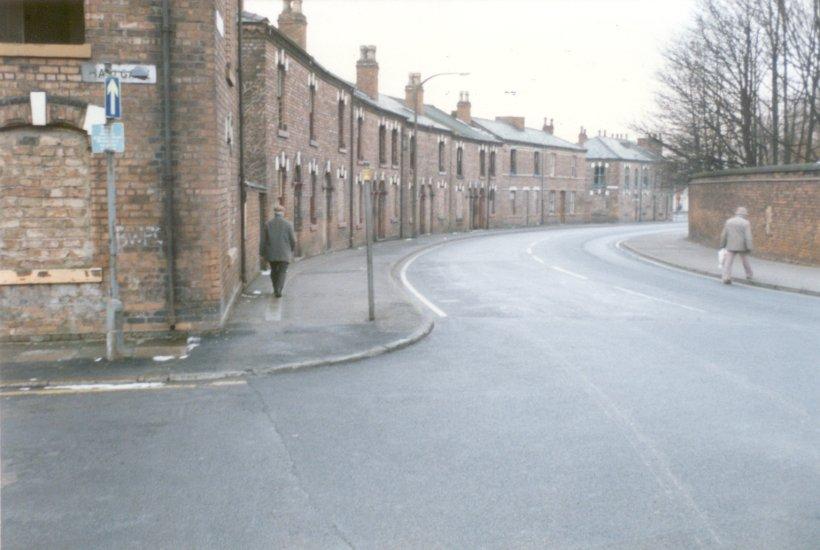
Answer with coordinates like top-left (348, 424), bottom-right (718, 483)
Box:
top-left (2, 224), bottom-right (819, 549)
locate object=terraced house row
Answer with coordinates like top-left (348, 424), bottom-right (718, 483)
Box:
top-left (0, 0), bottom-right (671, 341)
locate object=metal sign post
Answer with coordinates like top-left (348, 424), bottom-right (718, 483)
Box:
top-left (98, 70), bottom-right (125, 359)
top-left (361, 166), bottom-right (376, 322)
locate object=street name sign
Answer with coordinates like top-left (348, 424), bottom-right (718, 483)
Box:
top-left (105, 76), bottom-right (121, 119)
top-left (91, 123), bottom-right (125, 153)
top-left (81, 63), bottom-right (156, 84)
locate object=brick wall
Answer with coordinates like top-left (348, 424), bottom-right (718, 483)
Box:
top-left (0, 0), bottom-right (242, 339)
top-left (689, 165), bottom-right (820, 265)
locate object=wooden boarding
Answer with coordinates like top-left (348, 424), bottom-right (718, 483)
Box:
top-left (0, 268), bottom-right (103, 286)
top-left (0, 43), bottom-right (92, 59)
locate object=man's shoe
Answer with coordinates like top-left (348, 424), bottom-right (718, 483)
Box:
top-left (722, 279), bottom-right (732, 285)
top-left (274, 291), bottom-right (282, 298)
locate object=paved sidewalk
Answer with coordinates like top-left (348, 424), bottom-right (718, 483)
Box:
top-left (0, 235), bottom-right (455, 388)
top-left (622, 228), bottom-right (820, 296)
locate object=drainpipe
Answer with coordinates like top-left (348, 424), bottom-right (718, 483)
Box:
top-left (237, 0), bottom-right (247, 284)
top-left (540, 148), bottom-right (545, 225)
top-left (160, 0), bottom-right (176, 329)
top-left (348, 92), bottom-right (355, 248)
top-left (399, 124), bottom-right (405, 238)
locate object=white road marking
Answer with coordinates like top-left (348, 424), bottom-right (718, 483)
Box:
top-left (550, 266), bottom-right (589, 280)
top-left (526, 239), bottom-right (587, 280)
top-left (400, 248), bottom-right (448, 318)
top-left (1, 379), bottom-right (247, 397)
top-left (613, 285), bottom-right (705, 313)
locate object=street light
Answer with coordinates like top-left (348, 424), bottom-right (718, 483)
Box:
top-left (410, 72), bottom-right (470, 237)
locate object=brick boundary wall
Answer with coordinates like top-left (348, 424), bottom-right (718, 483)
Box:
top-left (688, 164), bottom-right (820, 266)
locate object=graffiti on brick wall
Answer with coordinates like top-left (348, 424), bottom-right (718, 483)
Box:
top-left (116, 226), bottom-right (162, 251)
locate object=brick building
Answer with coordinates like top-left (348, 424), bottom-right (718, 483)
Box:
top-left (1, 0), bottom-right (242, 339)
top-left (3, 0), bottom-right (664, 341)
top-left (581, 132), bottom-right (671, 223)
top-left (472, 117), bottom-right (588, 226)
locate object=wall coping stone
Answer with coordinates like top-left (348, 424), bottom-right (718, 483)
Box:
top-left (690, 163), bottom-right (820, 182)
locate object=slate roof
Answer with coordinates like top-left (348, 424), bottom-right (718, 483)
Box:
top-left (583, 136), bottom-right (661, 162)
top-left (421, 105), bottom-right (500, 144)
top-left (357, 93), bottom-right (450, 131)
top-left (472, 118), bottom-right (585, 151)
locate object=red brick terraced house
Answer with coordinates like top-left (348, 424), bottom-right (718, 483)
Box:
top-left (581, 131), bottom-right (671, 223)
top-left (1, 0), bottom-right (243, 339)
top-left (471, 117), bottom-right (589, 226)
top-left (2, 0), bottom-right (650, 342)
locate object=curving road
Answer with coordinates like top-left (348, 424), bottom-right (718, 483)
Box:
top-left (3, 224), bottom-right (819, 548)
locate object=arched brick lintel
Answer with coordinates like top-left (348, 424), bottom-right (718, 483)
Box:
top-left (0, 94), bottom-right (89, 132)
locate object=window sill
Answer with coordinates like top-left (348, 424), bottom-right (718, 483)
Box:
top-left (338, 147), bottom-right (347, 154)
top-left (392, 164), bottom-right (399, 169)
top-left (278, 129), bottom-right (289, 139)
top-left (357, 159), bottom-right (368, 166)
top-left (309, 139), bottom-right (318, 148)
top-left (0, 42), bottom-right (92, 59)
top-left (309, 223), bottom-right (319, 232)
top-left (438, 171), bottom-right (447, 176)
top-left (337, 223), bottom-right (347, 229)
top-left (456, 175), bottom-right (464, 180)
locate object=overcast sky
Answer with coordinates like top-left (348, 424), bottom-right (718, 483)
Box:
top-left (245, 0), bottom-right (696, 144)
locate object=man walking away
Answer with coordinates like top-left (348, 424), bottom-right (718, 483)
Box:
top-left (720, 206), bottom-right (754, 285)
top-left (260, 204), bottom-right (296, 297)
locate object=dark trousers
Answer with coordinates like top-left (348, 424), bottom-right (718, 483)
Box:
top-left (269, 261), bottom-right (289, 295)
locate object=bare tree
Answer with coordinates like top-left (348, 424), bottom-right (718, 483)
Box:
top-left (643, 0), bottom-right (818, 176)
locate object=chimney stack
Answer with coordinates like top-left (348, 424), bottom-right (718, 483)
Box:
top-left (405, 73), bottom-right (423, 115)
top-left (456, 91), bottom-right (472, 124)
top-left (278, 0), bottom-right (307, 50)
top-left (543, 117), bottom-right (554, 134)
top-left (356, 45), bottom-right (379, 100)
top-left (496, 116), bottom-right (525, 131)
top-left (578, 127), bottom-right (588, 145)
top-left (637, 133), bottom-right (663, 155)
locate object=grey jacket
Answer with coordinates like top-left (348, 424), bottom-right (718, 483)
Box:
top-left (260, 214), bottom-right (296, 262)
top-left (720, 215), bottom-right (753, 252)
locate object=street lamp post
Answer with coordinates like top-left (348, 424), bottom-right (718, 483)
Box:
top-left (411, 72), bottom-right (469, 238)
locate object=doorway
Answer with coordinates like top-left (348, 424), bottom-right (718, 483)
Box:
top-left (259, 192), bottom-right (268, 270)
top-left (324, 173), bottom-right (332, 251)
top-left (559, 190), bottom-right (566, 223)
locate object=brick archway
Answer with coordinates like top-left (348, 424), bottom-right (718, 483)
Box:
top-left (0, 95), bottom-right (89, 132)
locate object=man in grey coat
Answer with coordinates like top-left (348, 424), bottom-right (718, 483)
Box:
top-left (720, 206), bottom-right (754, 284)
top-left (260, 204), bottom-right (296, 297)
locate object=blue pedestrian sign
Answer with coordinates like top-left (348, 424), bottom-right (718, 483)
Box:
top-left (91, 123), bottom-right (125, 153)
top-left (104, 75), bottom-right (121, 119)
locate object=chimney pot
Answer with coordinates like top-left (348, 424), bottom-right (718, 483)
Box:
top-left (456, 90), bottom-right (472, 124)
top-left (405, 73), bottom-right (424, 115)
top-left (578, 126), bottom-right (588, 145)
top-left (543, 117), bottom-right (554, 134)
top-left (278, 0), bottom-right (307, 50)
top-left (356, 45), bottom-right (379, 100)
